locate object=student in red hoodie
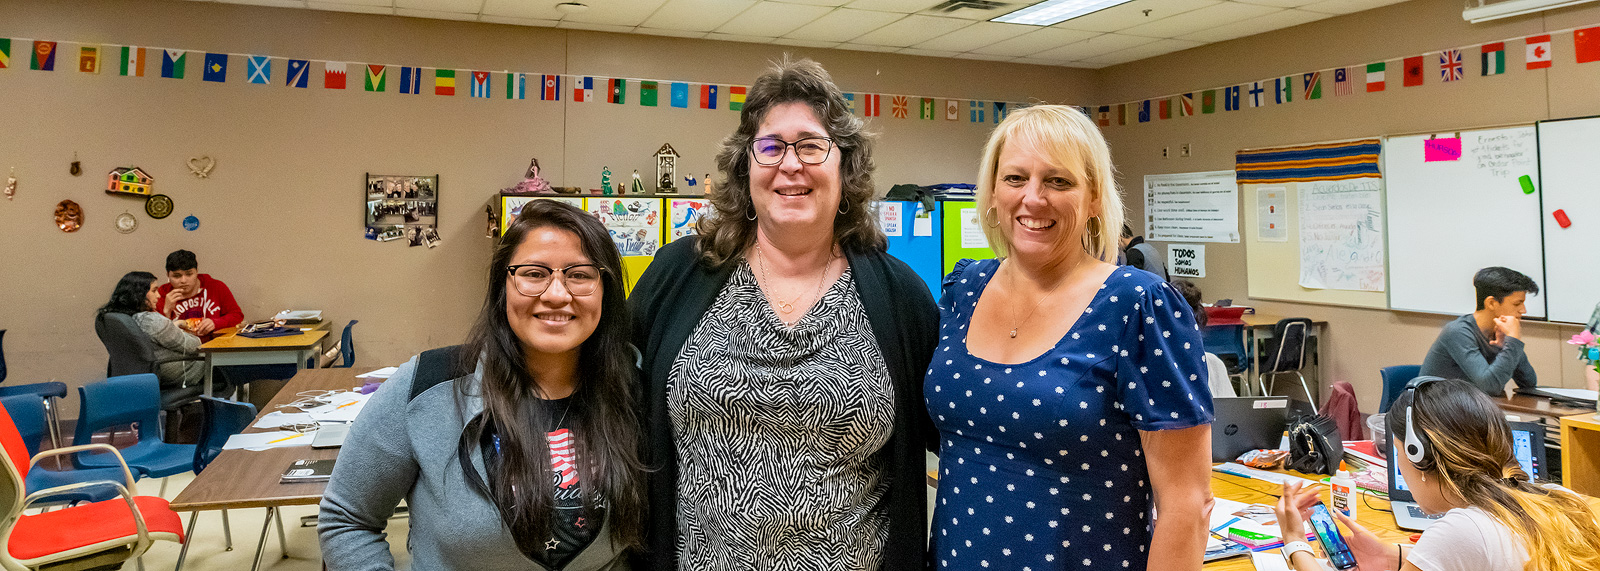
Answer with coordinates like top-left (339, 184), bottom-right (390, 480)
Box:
top-left (158, 249), bottom-right (244, 341)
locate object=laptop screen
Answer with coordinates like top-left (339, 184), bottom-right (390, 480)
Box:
top-left (1389, 422), bottom-right (1542, 501)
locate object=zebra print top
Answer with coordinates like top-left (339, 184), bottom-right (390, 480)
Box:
top-left (667, 261), bottom-right (896, 571)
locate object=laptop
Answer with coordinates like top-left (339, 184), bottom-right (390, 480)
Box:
top-left (1211, 397), bottom-right (1318, 462)
top-left (311, 423), bottom-right (350, 449)
top-left (1388, 420), bottom-right (1547, 530)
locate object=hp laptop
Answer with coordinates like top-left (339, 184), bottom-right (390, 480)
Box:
top-left (1388, 420), bottom-right (1546, 530)
top-left (1211, 397), bottom-right (1318, 463)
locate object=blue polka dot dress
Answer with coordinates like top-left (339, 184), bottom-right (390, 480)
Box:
top-left (926, 259), bottom-right (1213, 570)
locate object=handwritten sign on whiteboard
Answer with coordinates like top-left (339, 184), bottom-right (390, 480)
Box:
top-left (1298, 179), bottom-right (1384, 292)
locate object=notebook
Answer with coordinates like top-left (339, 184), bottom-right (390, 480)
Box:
top-left (280, 459), bottom-right (336, 483)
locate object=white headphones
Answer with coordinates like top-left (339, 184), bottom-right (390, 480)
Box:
top-left (1402, 377), bottom-right (1444, 466)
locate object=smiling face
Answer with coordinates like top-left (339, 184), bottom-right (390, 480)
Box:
top-left (748, 101), bottom-right (842, 234)
top-left (505, 227), bottom-right (603, 363)
top-left (991, 139), bottom-right (1099, 267)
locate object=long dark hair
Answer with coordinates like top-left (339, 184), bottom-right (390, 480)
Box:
top-left (99, 271), bottom-right (156, 316)
top-left (697, 55), bottom-right (885, 268)
top-left (455, 200), bottom-right (645, 555)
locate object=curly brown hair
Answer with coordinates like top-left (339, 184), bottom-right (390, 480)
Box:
top-left (696, 56), bottom-right (885, 268)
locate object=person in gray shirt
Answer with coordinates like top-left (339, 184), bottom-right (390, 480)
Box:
top-left (1120, 224), bottom-right (1168, 280)
top-left (1419, 267), bottom-right (1539, 396)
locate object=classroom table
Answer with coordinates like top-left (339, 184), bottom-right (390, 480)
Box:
top-left (1561, 413), bottom-right (1600, 497)
top-left (1205, 469), bottom-right (1411, 569)
top-left (198, 323), bottom-right (330, 397)
top-left (169, 367), bottom-right (360, 571)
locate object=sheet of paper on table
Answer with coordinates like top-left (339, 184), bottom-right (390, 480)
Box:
top-left (223, 431), bottom-right (313, 451)
top-left (1539, 387), bottom-right (1598, 401)
top-left (305, 391), bottom-right (371, 423)
top-left (1213, 462), bottom-right (1323, 488)
top-left (253, 411), bottom-right (316, 429)
top-left (356, 366), bottom-right (399, 381)
top-left (1250, 552), bottom-right (1290, 571)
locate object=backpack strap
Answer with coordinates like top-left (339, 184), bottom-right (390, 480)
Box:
top-left (409, 344), bottom-right (471, 401)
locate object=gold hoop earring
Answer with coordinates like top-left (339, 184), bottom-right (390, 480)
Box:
top-left (984, 207), bottom-right (1000, 228)
top-left (1086, 216), bottom-right (1102, 239)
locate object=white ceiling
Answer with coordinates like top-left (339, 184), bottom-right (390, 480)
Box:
top-left (194, 0), bottom-right (1410, 68)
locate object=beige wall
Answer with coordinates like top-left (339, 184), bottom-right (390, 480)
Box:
top-left (0, 0), bottom-right (1095, 412)
top-left (1097, 0), bottom-right (1600, 410)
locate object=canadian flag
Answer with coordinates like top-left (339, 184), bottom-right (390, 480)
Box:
top-left (1526, 34), bottom-right (1552, 69)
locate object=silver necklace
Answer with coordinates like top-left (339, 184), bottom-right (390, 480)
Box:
top-left (754, 241), bottom-right (832, 316)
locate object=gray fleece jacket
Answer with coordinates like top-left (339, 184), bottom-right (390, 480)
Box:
top-left (317, 354), bottom-right (627, 571)
top-left (1419, 314), bottom-right (1537, 397)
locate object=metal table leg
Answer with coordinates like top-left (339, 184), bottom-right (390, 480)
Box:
top-left (175, 511), bottom-right (199, 571)
top-left (251, 507), bottom-right (276, 571)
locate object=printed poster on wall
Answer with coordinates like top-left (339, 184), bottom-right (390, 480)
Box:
top-left (876, 202), bottom-right (903, 237)
top-left (585, 198), bottom-right (662, 256)
top-left (668, 198), bottom-right (708, 242)
top-left (1297, 179), bottom-right (1384, 291)
top-left (960, 207), bottom-right (989, 248)
top-left (502, 196), bottom-right (584, 235)
top-left (1144, 171), bottom-right (1239, 243)
top-left (1257, 187), bottom-right (1288, 242)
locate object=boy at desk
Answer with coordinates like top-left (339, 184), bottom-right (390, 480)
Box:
top-left (158, 249), bottom-right (244, 342)
top-left (1419, 266), bottom-right (1538, 397)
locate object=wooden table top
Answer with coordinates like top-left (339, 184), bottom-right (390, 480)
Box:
top-left (1493, 394), bottom-right (1593, 419)
top-left (200, 328), bottom-right (328, 352)
top-left (1562, 412), bottom-right (1600, 431)
top-left (169, 368), bottom-right (364, 512)
top-left (1239, 314), bottom-right (1330, 328)
top-left (1206, 470), bottom-right (1410, 570)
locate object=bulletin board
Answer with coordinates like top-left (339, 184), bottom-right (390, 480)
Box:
top-left (879, 200), bottom-right (943, 295)
top-left (941, 200), bottom-right (997, 275)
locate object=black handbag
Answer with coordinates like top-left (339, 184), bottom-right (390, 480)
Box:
top-left (1287, 415), bottom-right (1344, 475)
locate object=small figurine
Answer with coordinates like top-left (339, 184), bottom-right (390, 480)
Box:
top-left (684, 174), bottom-right (698, 187)
top-left (485, 204), bottom-right (499, 238)
top-left (5, 168), bottom-right (15, 200)
top-left (654, 143), bottom-right (680, 193)
top-left (630, 170), bottom-right (645, 195)
top-left (70, 153), bottom-right (81, 176)
top-left (502, 157), bottom-right (553, 194)
top-left (704, 173), bottom-right (714, 196)
top-left (106, 166), bottom-right (154, 196)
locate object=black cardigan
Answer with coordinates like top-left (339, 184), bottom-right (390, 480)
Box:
top-left (628, 236), bottom-right (940, 571)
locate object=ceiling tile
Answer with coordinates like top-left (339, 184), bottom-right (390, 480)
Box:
top-left (704, 31), bottom-right (778, 43)
top-left (1032, 32), bottom-right (1157, 60)
top-left (396, 6), bottom-right (480, 20)
top-left (557, 20), bottom-right (637, 32)
top-left (1080, 37), bottom-right (1201, 65)
top-left (775, 0), bottom-right (852, 5)
top-left (213, 0), bottom-right (310, 7)
top-left (307, 2), bottom-right (394, 14)
top-left (926, 1), bottom-right (1025, 20)
top-left (952, 51), bottom-right (1016, 62)
top-left (837, 42), bottom-right (902, 52)
top-left (634, 26), bottom-right (711, 38)
top-left (641, 0), bottom-right (759, 32)
top-left (478, 14), bottom-right (559, 26)
top-left (783, 8), bottom-right (904, 42)
top-left (1176, 7), bottom-right (1329, 42)
top-left (908, 21), bottom-right (1037, 52)
top-left (1050, 0), bottom-right (1220, 33)
top-left (480, 0), bottom-right (564, 19)
top-left (714, 1), bottom-right (833, 36)
top-left (842, 0), bottom-right (944, 12)
top-left (897, 47), bottom-right (961, 57)
top-left (1118, 2), bottom-right (1281, 38)
top-left (395, 0), bottom-right (481, 12)
top-left (559, 0), bottom-right (670, 26)
top-left (771, 37), bottom-right (843, 47)
top-left (969, 26), bottom-right (1097, 57)
top-left (1297, 0), bottom-right (1408, 15)
top-left (849, 14), bottom-right (971, 46)
top-left (1232, 0), bottom-right (1320, 7)
top-left (309, 0), bottom-right (390, 7)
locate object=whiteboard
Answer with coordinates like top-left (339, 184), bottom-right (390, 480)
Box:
top-left (1537, 116), bottom-right (1600, 324)
top-left (1384, 126), bottom-right (1546, 318)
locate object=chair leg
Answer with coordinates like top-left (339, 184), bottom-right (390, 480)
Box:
top-left (1295, 371), bottom-right (1318, 414)
top-left (252, 507), bottom-right (276, 571)
top-left (223, 509), bottom-right (234, 551)
top-left (1258, 372), bottom-right (1271, 397)
top-left (175, 511), bottom-right (200, 571)
top-left (44, 397), bottom-right (64, 454)
top-left (159, 477), bottom-right (169, 498)
top-left (275, 508), bottom-right (289, 559)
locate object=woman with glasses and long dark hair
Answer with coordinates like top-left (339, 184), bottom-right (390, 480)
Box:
top-left (629, 57), bottom-right (939, 571)
top-left (320, 200), bottom-right (645, 571)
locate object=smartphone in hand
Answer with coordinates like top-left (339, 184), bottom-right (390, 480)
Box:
top-left (1308, 503), bottom-right (1358, 570)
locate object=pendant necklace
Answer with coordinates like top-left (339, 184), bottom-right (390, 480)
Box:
top-left (755, 241), bottom-right (832, 315)
top-left (1008, 262), bottom-right (1066, 339)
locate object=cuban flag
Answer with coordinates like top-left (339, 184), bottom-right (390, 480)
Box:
top-left (470, 71), bottom-right (490, 98)
top-left (542, 74), bottom-right (561, 101)
top-left (573, 76), bottom-right (594, 102)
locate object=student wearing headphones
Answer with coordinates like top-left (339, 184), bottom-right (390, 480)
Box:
top-left (1270, 377), bottom-right (1600, 571)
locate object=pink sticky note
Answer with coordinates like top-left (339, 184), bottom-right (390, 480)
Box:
top-left (1424, 138), bottom-right (1462, 162)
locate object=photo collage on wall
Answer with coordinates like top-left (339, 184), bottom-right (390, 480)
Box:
top-left (365, 173), bottom-right (440, 248)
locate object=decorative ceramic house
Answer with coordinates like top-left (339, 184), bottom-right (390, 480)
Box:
top-left (654, 143), bottom-right (679, 193)
top-left (106, 166), bottom-right (153, 196)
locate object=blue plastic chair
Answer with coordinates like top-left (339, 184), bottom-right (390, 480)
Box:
top-left (71, 374), bottom-right (197, 482)
top-left (0, 330), bottom-right (70, 450)
top-left (1201, 322), bottom-right (1249, 376)
top-left (1378, 365), bottom-right (1422, 414)
top-left (332, 320), bottom-right (358, 368)
top-left (0, 395), bottom-right (128, 505)
top-left (174, 396), bottom-right (261, 568)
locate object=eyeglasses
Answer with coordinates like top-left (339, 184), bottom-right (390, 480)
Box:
top-left (749, 136), bottom-right (834, 166)
top-left (506, 263), bottom-right (605, 297)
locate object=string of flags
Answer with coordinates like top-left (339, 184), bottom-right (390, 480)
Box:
top-left (0, 36), bottom-right (1045, 126)
top-left (1091, 23), bottom-right (1600, 128)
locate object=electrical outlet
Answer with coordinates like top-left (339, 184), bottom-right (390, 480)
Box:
top-left (1161, 146), bottom-right (1169, 158)
top-left (1180, 143), bottom-right (1192, 157)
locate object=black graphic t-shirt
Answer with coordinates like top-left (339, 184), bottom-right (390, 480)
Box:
top-left (481, 397), bottom-right (604, 569)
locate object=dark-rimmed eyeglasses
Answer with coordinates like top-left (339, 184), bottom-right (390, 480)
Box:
top-left (749, 136), bottom-right (834, 166)
top-left (506, 263), bottom-right (605, 296)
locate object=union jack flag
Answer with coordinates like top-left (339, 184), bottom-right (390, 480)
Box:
top-left (548, 428), bottom-right (578, 489)
top-left (1440, 49), bottom-right (1464, 82)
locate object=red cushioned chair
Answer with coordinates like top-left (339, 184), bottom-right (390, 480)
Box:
top-left (0, 401), bottom-right (184, 570)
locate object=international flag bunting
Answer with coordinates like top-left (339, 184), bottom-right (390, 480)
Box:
top-left (844, 93), bottom-right (857, 114)
top-left (1365, 62), bottom-right (1385, 92)
top-left (864, 94), bottom-right (881, 117)
top-left (1334, 67), bottom-right (1355, 96)
top-left (1095, 105), bottom-right (1110, 126)
top-left (700, 84), bottom-right (717, 109)
top-left (0, 39), bottom-right (9, 69)
top-left (1224, 86), bottom-right (1240, 111)
top-left (398, 66), bottom-right (421, 94)
top-left (1526, 34), bottom-right (1552, 69)
top-left (326, 61), bottom-right (348, 89)
top-left (1247, 82), bottom-right (1265, 108)
top-left (435, 69), bottom-right (456, 96)
top-left (946, 99), bottom-right (958, 121)
top-left (161, 49), bottom-right (184, 79)
top-left (1303, 72), bottom-right (1321, 100)
top-left (365, 65), bottom-right (386, 92)
top-left (918, 98), bottom-right (934, 120)
top-left (1201, 90), bottom-right (1216, 114)
top-left (1440, 49), bottom-right (1463, 82)
top-left (891, 95), bottom-right (908, 118)
top-left (470, 71), bottom-right (490, 98)
top-left (536, 74), bottom-right (555, 101)
top-left (246, 55), bottom-right (268, 84)
top-left (640, 81), bottom-right (658, 106)
top-left (574, 77), bottom-right (594, 102)
top-left (1576, 27), bottom-right (1600, 63)
top-left (606, 78), bottom-right (625, 104)
top-left (1482, 42), bottom-right (1506, 75)
top-left (1138, 100), bottom-right (1151, 122)
top-left (287, 59), bottom-right (309, 88)
top-left (993, 101), bottom-right (1008, 123)
top-left (1117, 103), bottom-right (1128, 126)
top-left (1274, 76), bottom-right (1291, 104)
top-left (31, 40), bottom-right (56, 71)
top-left (729, 86), bottom-right (746, 111)
top-left (670, 82), bottom-right (688, 108)
top-left (1402, 56), bottom-right (1424, 87)
top-left (202, 52), bottom-right (226, 82)
top-left (507, 73), bottom-right (526, 99)
top-left (79, 46), bottom-right (100, 74)
top-left (1157, 98), bottom-right (1170, 120)
top-left (969, 101), bottom-right (984, 123)
top-left (1180, 93), bottom-right (1194, 116)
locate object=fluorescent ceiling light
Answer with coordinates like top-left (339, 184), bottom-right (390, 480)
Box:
top-left (990, 0), bottom-right (1135, 26)
top-left (1462, 0), bottom-right (1598, 23)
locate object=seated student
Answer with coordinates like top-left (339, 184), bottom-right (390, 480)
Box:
top-left (1119, 223), bottom-right (1168, 280)
top-left (158, 249), bottom-right (244, 341)
top-left (1419, 267), bottom-right (1539, 396)
top-left (1271, 377), bottom-right (1600, 571)
top-left (99, 271), bottom-right (204, 391)
top-left (1171, 279), bottom-right (1237, 397)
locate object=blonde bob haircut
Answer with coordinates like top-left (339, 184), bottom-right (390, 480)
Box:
top-left (974, 105), bottom-right (1123, 263)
